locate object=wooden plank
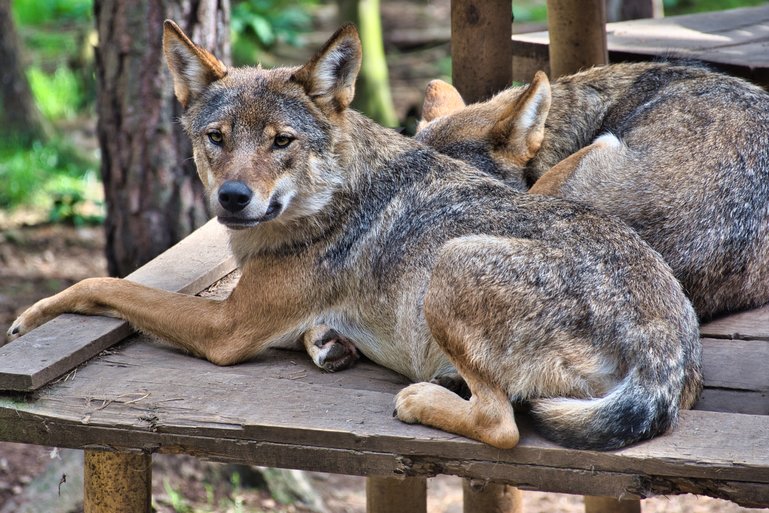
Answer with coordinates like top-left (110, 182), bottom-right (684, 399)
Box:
top-left (512, 5), bottom-right (769, 86)
top-left (545, 0), bottom-right (607, 78)
top-left (584, 497), bottom-right (640, 513)
top-left (1, 339), bottom-right (768, 490)
top-left (366, 476), bottom-right (426, 513)
top-left (463, 480), bottom-right (522, 513)
top-left (84, 450), bottom-right (151, 513)
top-left (451, 0), bottom-right (512, 102)
top-left (0, 219), bottom-right (237, 392)
top-left (694, 338), bottom-right (769, 415)
top-left (700, 306), bottom-right (769, 341)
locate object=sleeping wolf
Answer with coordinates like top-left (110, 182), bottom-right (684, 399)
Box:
top-left (9, 24), bottom-right (702, 450)
top-left (416, 62), bottom-right (769, 321)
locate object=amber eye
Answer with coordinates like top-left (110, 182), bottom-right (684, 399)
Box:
top-left (274, 134), bottom-right (293, 148)
top-left (207, 130), bottom-right (223, 146)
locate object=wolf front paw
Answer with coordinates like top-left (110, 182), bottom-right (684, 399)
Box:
top-left (303, 326), bottom-right (360, 372)
top-left (7, 301), bottom-right (52, 341)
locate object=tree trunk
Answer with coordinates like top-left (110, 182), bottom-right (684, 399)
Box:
top-left (94, 0), bottom-right (230, 277)
top-left (0, 0), bottom-right (48, 145)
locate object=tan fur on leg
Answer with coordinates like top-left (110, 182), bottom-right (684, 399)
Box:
top-left (395, 369), bottom-right (519, 449)
top-left (530, 135), bottom-right (622, 195)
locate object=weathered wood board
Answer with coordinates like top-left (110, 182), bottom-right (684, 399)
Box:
top-left (0, 338), bottom-right (767, 507)
top-left (0, 219), bottom-right (237, 392)
top-left (512, 5), bottom-right (769, 85)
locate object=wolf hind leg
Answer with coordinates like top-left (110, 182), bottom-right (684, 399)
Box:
top-left (395, 365), bottom-right (519, 449)
top-left (530, 133), bottom-right (623, 195)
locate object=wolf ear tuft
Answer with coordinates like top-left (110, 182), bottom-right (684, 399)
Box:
top-left (163, 19), bottom-right (227, 108)
top-left (292, 24), bottom-right (362, 113)
top-left (491, 71), bottom-right (551, 158)
top-left (422, 80), bottom-right (465, 122)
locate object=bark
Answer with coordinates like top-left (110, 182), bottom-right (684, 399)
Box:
top-left (0, 0), bottom-right (48, 145)
top-left (94, 0), bottom-right (230, 277)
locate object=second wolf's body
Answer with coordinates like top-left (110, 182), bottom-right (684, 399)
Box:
top-left (418, 61), bottom-right (769, 320)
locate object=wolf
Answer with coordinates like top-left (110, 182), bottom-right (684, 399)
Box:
top-left (415, 62), bottom-right (769, 321)
top-left (8, 23), bottom-right (702, 450)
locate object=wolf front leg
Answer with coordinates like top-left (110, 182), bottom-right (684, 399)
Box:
top-left (529, 133), bottom-right (623, 195)
top-left (9, 258), bottom-right (316, 366)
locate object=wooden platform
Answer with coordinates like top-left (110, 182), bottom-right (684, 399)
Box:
top-left (0, 221), bottom-right (768, 509)
top-left (512, 5), bottom-right (769, 85)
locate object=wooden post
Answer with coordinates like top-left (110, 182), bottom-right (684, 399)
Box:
top-left (366, 476), bottom-right (426, 513)
top-left (451, 0), bottom-right (512, 102)
top-left (463, 479), bottom-right (523, 513)
top-left (584, 495), bottom-right (642, 513)
top-left (84, 450), bottom-right (152, 513)
top-left (545, 0), bottom-right (608, 78)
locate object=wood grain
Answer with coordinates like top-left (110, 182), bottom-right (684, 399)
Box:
top-left (512, 5), bottom-right (769, 86)
top-left (0, 219), bottom-right (236, 391)
top-left (0, 337), bottom-right (767, 507)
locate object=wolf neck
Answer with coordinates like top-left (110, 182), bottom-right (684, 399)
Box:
top-left (227, 110), bottom-right (422, 265)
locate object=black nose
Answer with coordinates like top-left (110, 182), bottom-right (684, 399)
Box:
top-left (218, 180), bottom-right (253, 213)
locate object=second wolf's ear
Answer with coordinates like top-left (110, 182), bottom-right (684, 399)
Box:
top-left (292, 24), bottom-right (362, 114)
top-left (422, 80), bottom-right (466, 122)
top-left (491, 71), bottom-right (551, 160)
top-left (163, 20), bottom-right (227, 108)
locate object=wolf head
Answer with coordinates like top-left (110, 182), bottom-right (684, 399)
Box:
top-left (163, 21), bottom-right (361, 231)
top-left (414, 73), bottom-right (552, 190)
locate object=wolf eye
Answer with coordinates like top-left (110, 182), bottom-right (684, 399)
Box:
top-left (207, 130), bottom-right (224, 146)
top-left (274, 134), bottom-right (293, 148)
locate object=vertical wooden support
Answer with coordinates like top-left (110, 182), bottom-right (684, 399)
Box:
top-left (84, 450), bottom-right (152, 513)
top-left (584, 495), bottom-right (642, 513)
top-left (366, 476), bottom-right (426, 513)
top-left (545, 0), bottom-right (608, 78)
top-left (463, 479), bottom-right (523, 513)
top-left (451, 0), bottom-right (512, 102)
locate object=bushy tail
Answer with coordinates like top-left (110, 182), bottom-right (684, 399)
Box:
top-left (530, 370), bottom-right (679, 451)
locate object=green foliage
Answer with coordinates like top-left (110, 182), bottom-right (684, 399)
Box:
top-left (0, 139), bottom-right (103, 224)
top-left (12, 0), bottom-right (92, 26)
top-left (28, 66), bottom-right (84, 120)
top-left (513, 1), bottom-right (548, 23)
top-left (231, 0), bottom-right (317, 65)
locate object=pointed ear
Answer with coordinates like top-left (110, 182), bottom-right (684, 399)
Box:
top-left (292, 24), bottom-right (362, 114)
top-left (491, 71), bottom-right (551, 159)
top-left (163, 19), bottom-right (227, 108)
top-left (422, 80), bottom-right (466, 122)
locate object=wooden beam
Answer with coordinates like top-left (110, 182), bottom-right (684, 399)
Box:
top-left (584, 496), bottom-right (641, 513)
top-left (451, 0), bottom-right (512, 102)
top-left (545, 0), bottom-right (608, 78)
top-left (84, 450), bottom-right (151, 513)
top-left (463, 479), bottom-right (523, 513)
top-left (366, 476), bottom-right (426, 513)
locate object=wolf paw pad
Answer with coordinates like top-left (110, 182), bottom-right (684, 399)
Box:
top-left (307, 328), bottom-right (359, 372)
